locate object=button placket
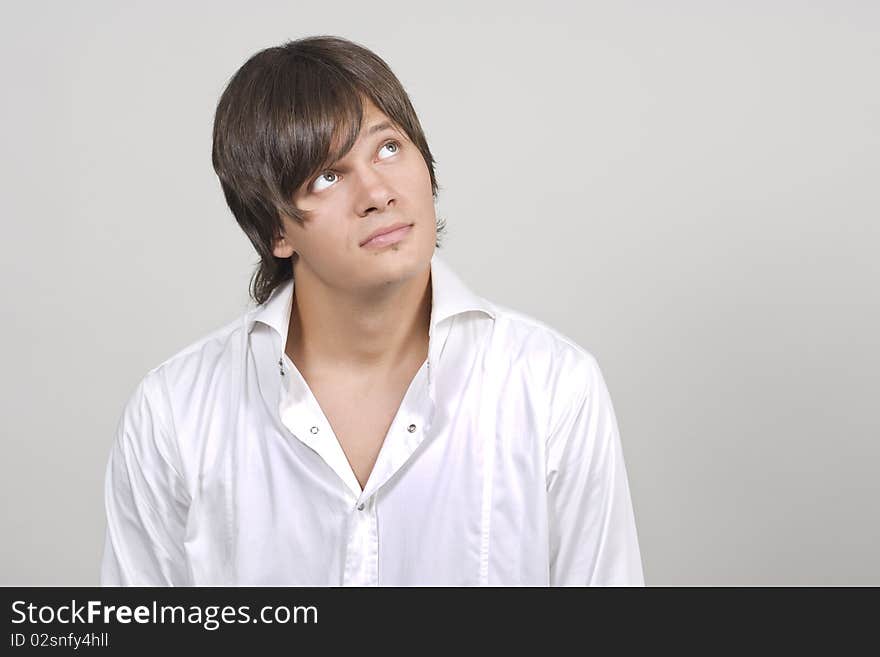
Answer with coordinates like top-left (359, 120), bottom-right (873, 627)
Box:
top-left (343, 493), bottom-right (378, 585)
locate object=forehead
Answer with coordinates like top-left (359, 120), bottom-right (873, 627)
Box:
top-left (360, 97), bottom-right (387, 123)
top-left (335, 98), bottom-right (394, 147)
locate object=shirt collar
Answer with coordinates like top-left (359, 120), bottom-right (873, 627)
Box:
top-left (247, 251), bottom-right (495, 354)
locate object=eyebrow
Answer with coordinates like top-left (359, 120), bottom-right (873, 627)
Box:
top-left (366, 120), bottom-right (396, 136)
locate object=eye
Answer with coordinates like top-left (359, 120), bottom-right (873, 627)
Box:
top-left (378, 140), bottom-right (400, 159)
top-left (311, 170), bottom-right (339, 193)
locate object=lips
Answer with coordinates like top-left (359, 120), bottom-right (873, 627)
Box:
top-left (360, 222), bottom-right (414, 247)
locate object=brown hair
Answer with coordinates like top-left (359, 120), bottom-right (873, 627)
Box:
top-left (211, 35), bottom-right (446, 305)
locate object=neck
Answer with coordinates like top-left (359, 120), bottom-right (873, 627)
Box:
top-left (285, 261), bottom-right (432, 377)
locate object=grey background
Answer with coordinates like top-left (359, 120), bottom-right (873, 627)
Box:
top-left (2, 0), bottom-right (877, 585)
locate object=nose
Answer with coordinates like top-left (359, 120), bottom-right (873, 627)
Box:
top-left (355, 167), bottom-right (395, 216)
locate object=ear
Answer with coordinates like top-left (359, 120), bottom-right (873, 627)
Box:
top-left (272, 232), bottom-right (297, 259)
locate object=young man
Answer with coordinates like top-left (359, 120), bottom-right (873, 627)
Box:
top-left (100, 35), bottom-right (645, 586)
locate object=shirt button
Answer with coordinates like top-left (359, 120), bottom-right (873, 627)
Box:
top-left (407, 423), bottom-right (416, 433)
top-left (357, 503), bottom-right (365, 511)
top-left (310, 426), bottom-right (319, 434)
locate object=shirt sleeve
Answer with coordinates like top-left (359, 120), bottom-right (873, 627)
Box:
top-left (100, 371), bottom-right (191, 586)
top-left (546, 354), bottom-right (645, 586)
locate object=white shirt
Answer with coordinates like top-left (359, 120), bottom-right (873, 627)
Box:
top-left (101, 253), bottom-right (645, 586)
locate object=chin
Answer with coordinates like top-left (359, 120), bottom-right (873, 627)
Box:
top-left (361, 240), bottom-right (432, 280)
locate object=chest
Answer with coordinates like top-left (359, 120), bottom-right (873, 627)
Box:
top-left (304, 361), bottom-right (427, 491)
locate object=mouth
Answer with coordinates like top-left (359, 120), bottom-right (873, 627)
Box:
top-left (360, 222), bottom-right (414, 248)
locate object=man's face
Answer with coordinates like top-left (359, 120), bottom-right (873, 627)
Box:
top-left (273, 99), bottom-right (436, 292)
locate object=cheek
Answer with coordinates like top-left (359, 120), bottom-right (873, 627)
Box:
top-left (293, 212), bottom-right (343, 250)
top-left (406, 157), bottom-right (433, 200)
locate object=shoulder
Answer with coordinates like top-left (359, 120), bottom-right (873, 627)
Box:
top-left (484, 299), bottom-right (601, 384)
top-left (480, 299), bottom-right (609, 430)
top-left (138, 310), bottom-right (253, 401)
